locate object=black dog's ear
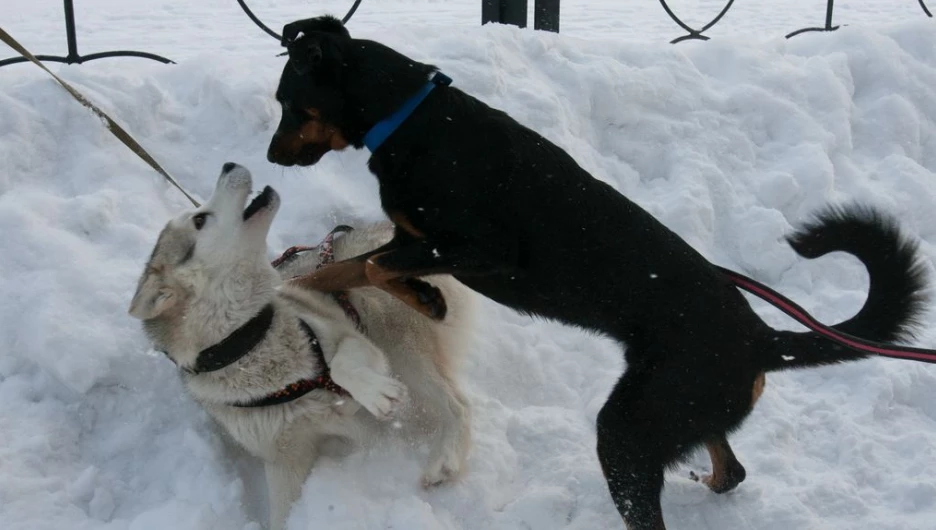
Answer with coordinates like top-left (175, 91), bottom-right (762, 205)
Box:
top-left (281, 15), bottom-right (350, 46)
top-left (286, 37), bottom-right (323, 74)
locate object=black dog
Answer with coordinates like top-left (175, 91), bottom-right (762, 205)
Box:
top-left (267, 16), bottom-right (928, 529)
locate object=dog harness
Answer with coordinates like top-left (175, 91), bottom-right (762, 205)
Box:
top-left (172, 226), bottom-right (373, 407)
top-left (232, 319), bottom-right (350, 408)
top-left (363, 71), bottom-right (453, 152)
top-left (227, 225), bottom-right (371, 406)
top-left (180, 302), bottom-right (349, 407)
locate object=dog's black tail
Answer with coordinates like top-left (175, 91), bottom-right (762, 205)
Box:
top-left (759, 204), bottom-right (929, 372)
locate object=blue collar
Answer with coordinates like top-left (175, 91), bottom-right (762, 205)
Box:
top-left (363, 71), bottom-right (452, 152)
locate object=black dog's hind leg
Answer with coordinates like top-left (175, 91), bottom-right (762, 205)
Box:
top-left (690, 372), bottom-right (764, 494)
top-left (596, 370), bottom-right (670, 530)
top-left (689, 436), bottom-right (747, 494)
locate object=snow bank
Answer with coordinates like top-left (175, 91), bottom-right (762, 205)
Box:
top-left (1, 5), bottom-right (936, 529)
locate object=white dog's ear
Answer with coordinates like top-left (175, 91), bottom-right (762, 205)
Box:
top-left (128, 270), bottom-right (177, 320)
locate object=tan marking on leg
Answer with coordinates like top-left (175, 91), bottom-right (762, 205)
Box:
top-left (364, 258), bottom-right (432, 318)
top-left (696, 437), bottom-right (745, 494)
top-left (290, 260), bottom-right (370, 293)
top-left (751, 372), bottom-right (766, 409)
top-left (364, 255), bottom-right (443, 319)
top-left (704, 440), bottom-right (731, 490)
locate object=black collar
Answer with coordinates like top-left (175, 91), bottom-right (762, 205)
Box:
top-left (190, 304), bottom-right (275, 374)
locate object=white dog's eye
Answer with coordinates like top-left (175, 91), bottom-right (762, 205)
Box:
top-left (193, 213), bottom-right (208, 230)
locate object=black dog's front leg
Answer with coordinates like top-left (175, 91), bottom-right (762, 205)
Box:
top-left (373, 235), bottom-right (518, 277)
top-left (291, 238), bottom-right (400, 293)
top-left (364, 235), bottom-right (520, 319)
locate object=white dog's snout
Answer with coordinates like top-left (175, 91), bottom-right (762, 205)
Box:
top-left (218, 162), bottom-right (252, 189)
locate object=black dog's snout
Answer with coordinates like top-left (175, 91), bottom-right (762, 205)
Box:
top-left (222, 162), bottom-right (237, 173)
top-left (267, 135), bottom-right (285, 164)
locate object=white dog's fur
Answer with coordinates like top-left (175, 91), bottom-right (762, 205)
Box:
top-left (128, 164), bottom-right (475, 529)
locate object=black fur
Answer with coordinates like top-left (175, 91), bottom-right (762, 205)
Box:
top-left (267, 18), bottom-right (929, 529)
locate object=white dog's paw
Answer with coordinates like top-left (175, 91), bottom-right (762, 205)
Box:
top-left (421, 449), bottom-right (464, 488)
top-left (354, 376), bottom-right (408, 421)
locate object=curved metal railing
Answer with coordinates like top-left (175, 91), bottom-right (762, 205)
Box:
top-left (0, 0), bottom-right (173, 68)
top-left (920, 0), bottom-right (933, 17)
top-left (3, 0), bottom-right (932, 70)
top-left (659, 0), bottom-right (736, 44)
top-left (657, 0), bottom-right (932, 43)
top-left (785, 0), bottom-right (842, 38)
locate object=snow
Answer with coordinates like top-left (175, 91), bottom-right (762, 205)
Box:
top-left (2, 1), bottom-right (936, 529)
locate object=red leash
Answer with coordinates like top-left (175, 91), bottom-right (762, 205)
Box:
top-left (716, 265), bottom-right (936, 364)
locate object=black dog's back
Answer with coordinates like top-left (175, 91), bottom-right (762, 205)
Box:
top-left (382, 84), bottom-right (760, 341)
top-left (383, 82), bottom-right (927, 362)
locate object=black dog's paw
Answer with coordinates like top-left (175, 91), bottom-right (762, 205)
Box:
top-left (404, 278), bottom-right (447, 320)
top-left (689, 465), bottom-right (746, 494)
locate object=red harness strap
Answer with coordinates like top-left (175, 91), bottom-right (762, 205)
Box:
top-left (233, 226), bottom-right (367, 408)
top-left (233, 320), bottom-right (349, 408)
top-left (273, 225), bottom-right (365, 332)
top-left (270, 244), bottom-right (316, 269)
top-left (315, 226), bottom-right (366, 332)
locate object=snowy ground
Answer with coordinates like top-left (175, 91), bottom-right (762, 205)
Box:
top-left (2, 1), bottom-right (936, 529)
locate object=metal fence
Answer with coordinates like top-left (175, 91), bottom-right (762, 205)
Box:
top-left (481, 0), bottom-right (933, 43)
top-left (1, 0), bottom-right (933, 68)
top-left (239, 0), bottom-right (935, 44)
top-left (0, 0), bottom-right (173, 67)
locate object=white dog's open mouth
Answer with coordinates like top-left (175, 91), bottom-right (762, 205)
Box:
top-left (243, 186), bottom-right (276, 221)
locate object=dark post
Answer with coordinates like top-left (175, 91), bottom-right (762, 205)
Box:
top-left (534, 0), bottom-right (560, 32)
top-left (482, 0), bottom-right (528, 28)
top-left (63, 0), bottom-right (80, 62)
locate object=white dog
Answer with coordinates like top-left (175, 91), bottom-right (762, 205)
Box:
top-left (128, 163), bottom-right (475, 529)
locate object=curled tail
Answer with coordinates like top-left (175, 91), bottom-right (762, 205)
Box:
top-left (760, 204), bottom-right (929, 372)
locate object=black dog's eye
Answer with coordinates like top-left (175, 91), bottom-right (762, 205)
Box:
top-left (193, 213), bottom-right (208, 230)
